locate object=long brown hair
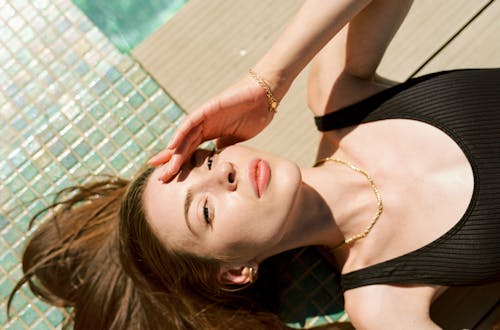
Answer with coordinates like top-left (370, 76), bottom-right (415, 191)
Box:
top-left (7, 177), bottom-right (135, 329)
top-left (9, 169), bottom-right (350, 329)
top-left (118, 167), bottom-right (287, 329)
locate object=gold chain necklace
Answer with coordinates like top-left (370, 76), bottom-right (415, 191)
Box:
top-left (314, 157), bottom-right (384, 250)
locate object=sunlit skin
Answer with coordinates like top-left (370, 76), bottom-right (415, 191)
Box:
top-left (144, 145), bottom-right (309, 262)
top-left (143, 144), bottom-right (393, 282)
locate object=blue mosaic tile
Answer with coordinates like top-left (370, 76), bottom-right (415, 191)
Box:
top-left (0, 278), bottom-right (13, 301)
top-left (116, 79), bottom-right (133, 96)
top-left (33, 299), bottom-right (50, 313)
top-left (152, 92), bottom-right (171, 109)
top-left (0, 214), bottom-right (8, 231)
top-left (101, 115), bottom-right (119, 133)
top-left (125, 116), bottom-right (143, 134)
top-left (31, 319), bottom-right (53, 330)
top-left (61, 152), bottom-right (78, 169)
top-left (32, 152), bottom-right (52, 170)
top-left (18, 306), bottom-right (39, 326)
top-left (91, 77), bottom-right (108, 96)
top-left (48, 139), bottom-right (66, 158)
top-left (20, 163), bottom-right (39, 181)
top-left (12, 93), bottom-right (26, 108)
top-left (149, 116), bottom-right (171, 136)
top-left (83, 153), bottom-right (104, 171)
top-left (87, 127), bottom-right (105, 146)
top-left (102, 90), bottom-right (120, 108)
top-left (46, 308), bottom-right (64, 327)
top-left (129, 67), bottom-right (147, 85)
top-left (75, 61), bottom-right (90, 77)
top-left (136, 127), bottom-right (155, 146)
top-left (50, 114), bottom-right (70, 132)
top-left (61, 126), bottom-right (79, 145)
top-left (23, 105), bottom-right (41, 121)
top-left (139, 104), bottom-right (157, 122)
top-left (112, 127), bottom-right (131, 145)
top-left (110, 153), bottom-right (128, 170)
top-left (73, 140), bottom-right (91, 158)
top-left (0, 306), bottom-right (7, 326)
top-left (104, 66), bottom-right (121, 84)
top-left (140, 78), bottom-right (160, 97)
top-left (20, 27), bottom-right (36, 44)
top-left (0, 161), bottom-right (14, 180)
top-left (6, 82), bottom-right (20, 98)
top-left (122, 140), bottom-right (142, 158)
top-left (6, 177), bottom-right (24, 195)
top-left (99, 141), bottom-right (116, 158)
top-left (112, 103), bottom-right (132, 121)
top-left (0, 251), bottom-right (19, 272)
top-left (128, 91), bottom-right (145, 109)
top-left (44, 162), bottom-right (65, 182)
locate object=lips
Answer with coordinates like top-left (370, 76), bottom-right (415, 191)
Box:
top-left (249, 159), bottom-right (271, 198)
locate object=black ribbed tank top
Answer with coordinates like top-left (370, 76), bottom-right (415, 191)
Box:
top-left (315, 69), bottom-right (500, 291)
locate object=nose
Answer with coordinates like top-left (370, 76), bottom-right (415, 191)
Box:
top-left (212, 161), bottom-right (237, 191)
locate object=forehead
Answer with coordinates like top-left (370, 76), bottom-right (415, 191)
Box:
top-left (142, 166), bottom-right (192, 248)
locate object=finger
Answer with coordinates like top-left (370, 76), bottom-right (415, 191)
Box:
top-left (157, 153), bottom-right (184, 182)
top-left (158, 129), bottom-right (202, 182)
top-left (148, 148), bottom-right (175, 166)
top-left (216, 135), bottom-right (243, 149)
top-left (158, 144), bottom-right (196, 182)
top-left (167, 107), bottom-right (210, 149)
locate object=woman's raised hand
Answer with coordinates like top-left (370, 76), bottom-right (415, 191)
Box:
top-left (149, 73), bottom-right (281, 182)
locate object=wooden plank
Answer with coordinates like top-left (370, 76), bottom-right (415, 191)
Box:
top-left (430, 282), bottom-right (500, 329)
top-left (133, 0), bottom-right (317, 164)
top-left (133, 0), bottom-right (490, 166)
top-left (133, 0), bottom-right (303, 113)
top-left (377, 0), bottom-right (491, 80)
top-left (476, 302), bottom-right (500, 330)
top-left (417, 0), bottom-right (500, 75)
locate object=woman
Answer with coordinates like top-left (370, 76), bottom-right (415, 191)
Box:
top-left (9, 0), bottom-right (500, 329)
top-left (148, 0), bottom-right (500, 327)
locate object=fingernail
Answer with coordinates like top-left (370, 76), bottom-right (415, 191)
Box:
top-left (159, 166), bottom-right (171, 181)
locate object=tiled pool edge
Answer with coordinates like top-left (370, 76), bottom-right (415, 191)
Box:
top-left (0, 1), bottom-right (185, 328)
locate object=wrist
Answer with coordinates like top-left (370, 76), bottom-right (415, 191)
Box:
top-left (250, 65), bottom-right (293, 103)
top-left (248, 69), bottom-right (280, 113)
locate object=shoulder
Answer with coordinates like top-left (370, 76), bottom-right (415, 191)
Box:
top-left (344, 284), bottom-right (439, 329)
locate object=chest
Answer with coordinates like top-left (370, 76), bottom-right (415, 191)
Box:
top-left (321, 119), bottom-right (474, 272)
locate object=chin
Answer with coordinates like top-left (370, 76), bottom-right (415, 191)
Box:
top-left (269, 158), bottom-right (302, 213)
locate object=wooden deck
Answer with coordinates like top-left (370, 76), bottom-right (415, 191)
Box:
top-left (133, 0), bottom-right (500, 328)
top-left (134, 0), bottom-right (500, 167)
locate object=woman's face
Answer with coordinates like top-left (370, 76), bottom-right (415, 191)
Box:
top-left (143, 145), bottom-right (301, 262)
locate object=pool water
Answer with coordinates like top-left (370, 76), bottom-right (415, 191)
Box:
top-left (73, 0), bottom-right (188, 52)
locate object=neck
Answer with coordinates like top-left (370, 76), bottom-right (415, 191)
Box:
top-left (258, 159), bottom-right (380, 261)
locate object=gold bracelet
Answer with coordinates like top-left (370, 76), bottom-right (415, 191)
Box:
top-left (249, 69), bottom-right (279, 113)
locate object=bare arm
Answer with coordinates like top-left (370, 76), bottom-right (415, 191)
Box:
top-left (151, 0), bottom-right (376, 176)
top-left (252, 0), bottom-right (372, 99)
top-left (152, 0), bottom-right (414, 180)
top-left (308, 0), bottom-right (413, 114)
top-left (345, 284), bottom-right (442, 329)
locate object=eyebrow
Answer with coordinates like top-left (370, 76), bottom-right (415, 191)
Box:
top-left (184, 187), bottom-right (196, 235)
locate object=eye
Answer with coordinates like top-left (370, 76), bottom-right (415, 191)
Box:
top-left (207, 148), bottom-right (215, 170)
top-left (203, 199), bottom-right (212, 225)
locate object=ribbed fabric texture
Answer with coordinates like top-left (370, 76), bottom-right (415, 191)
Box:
top-left (315, 69), bottom-right (500, 291)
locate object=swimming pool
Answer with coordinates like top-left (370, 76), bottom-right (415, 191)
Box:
top-left (0, 0), bottom-right (185, 328)
top-left (73, 0), bottom-right (188, 52)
